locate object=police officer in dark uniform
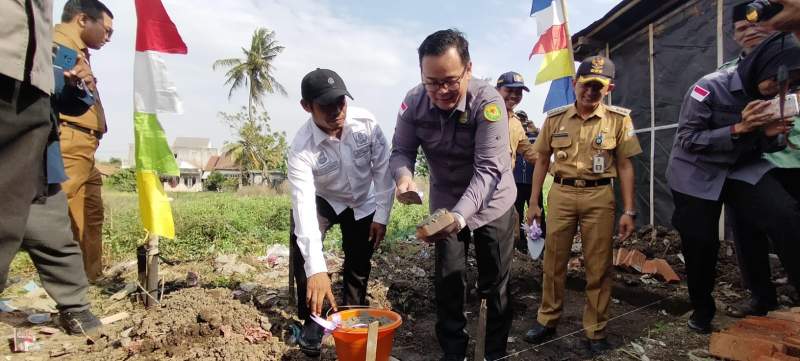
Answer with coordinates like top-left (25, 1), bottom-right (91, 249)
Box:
top-left (667, 34), bottom-right (789, 333)
top-left (389, 29), bottom-right (516, 361)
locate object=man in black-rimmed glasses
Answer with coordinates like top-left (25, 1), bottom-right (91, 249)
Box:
top-left (389, 29), bottom-right (516, 361)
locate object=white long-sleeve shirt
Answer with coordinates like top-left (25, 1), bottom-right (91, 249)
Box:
top-left (288, 106), bottom-right (395, 277)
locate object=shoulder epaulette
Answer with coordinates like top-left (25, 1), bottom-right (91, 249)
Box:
top-left (607, 105), bottom-right (631, 116)
top-left (546, 105), bottom-right (570, 117)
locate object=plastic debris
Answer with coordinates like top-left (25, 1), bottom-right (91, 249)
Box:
top-left (27, 313), bottom-right (51, 324)
top-left (523, 220), bottom-right (544, 259)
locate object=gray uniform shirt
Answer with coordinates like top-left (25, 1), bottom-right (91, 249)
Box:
top-left (667, 67), bottom-right (784, 200)
top-left (389, 79), bottom-right (516, 230)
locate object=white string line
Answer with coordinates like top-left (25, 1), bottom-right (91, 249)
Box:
top-left (495, 294), bottom-right (677, 360)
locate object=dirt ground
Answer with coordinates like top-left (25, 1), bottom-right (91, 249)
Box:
top-left (1, 225), bottom-right (797, 360)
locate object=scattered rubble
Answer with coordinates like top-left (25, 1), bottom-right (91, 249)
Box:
top-left (214, 254), bottom-right (256, 276)
top-left (614, 247), bottom-right (680, 283)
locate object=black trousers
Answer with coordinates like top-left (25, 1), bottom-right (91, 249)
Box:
top-left (514, 183), bottom-right (545, 250)
top-left (435, 206), bottom-right (515, 357)
top-left (726, 170), bottom-right (800, 306)
top-left (290, 196), bottom-right (375, 322)
top-left (671, 190), bottom-right (723, 322)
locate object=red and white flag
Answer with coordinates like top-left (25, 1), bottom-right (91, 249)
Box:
top-left (690, 85), bottom-right (710, 102)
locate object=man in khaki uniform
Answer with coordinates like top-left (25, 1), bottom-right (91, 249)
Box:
top-left (54, 0), bottom-right (114, 281)
top-left (496, 71), bottom-right (538, 166)
top-left (523, 56), bottom-right (641, 354)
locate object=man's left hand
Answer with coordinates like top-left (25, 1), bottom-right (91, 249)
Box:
top-left (369, 222), bottom-right (387, 250)
top-left (618, 215), bottom-right (635, 241)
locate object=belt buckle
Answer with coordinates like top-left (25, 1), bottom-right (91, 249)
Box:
top-left (574, 179), bottom-right (586, 188)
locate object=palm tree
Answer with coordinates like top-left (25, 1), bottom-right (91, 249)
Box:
top-left (213, 27), bottom-right (287, 122)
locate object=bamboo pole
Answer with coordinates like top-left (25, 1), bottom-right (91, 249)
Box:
top-left (648, 23), bottom-right (656, 231)
top-left (145, 234), bottom-right (159, 308)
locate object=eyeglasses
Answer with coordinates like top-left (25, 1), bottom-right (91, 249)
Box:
top-left (422, 66), bottom-right (468, 92)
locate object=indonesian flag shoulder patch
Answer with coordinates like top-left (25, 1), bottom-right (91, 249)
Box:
top-left (690, 84), bottom-right (710, 102)
top-left (399, 102), bottom-right (408, 116)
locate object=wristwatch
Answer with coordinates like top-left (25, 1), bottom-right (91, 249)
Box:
top-left (623, 210), bottom-right (637, 219)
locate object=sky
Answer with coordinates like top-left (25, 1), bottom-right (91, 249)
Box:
top-left (53, 0), bottom-right (619, 161)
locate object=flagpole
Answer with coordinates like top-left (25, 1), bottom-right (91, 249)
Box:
top-left (558, 0), bottom-right (576, 77)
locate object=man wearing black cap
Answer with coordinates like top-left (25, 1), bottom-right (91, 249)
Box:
top-left (496, 71), bottom-right (540, 250)
top-left (666, 31), bottom-right (790, 333)
top-left (524, 56), bottom-right (641, 354)
top-left (287, 68), bottom-right (395, 356)
top-left (720, 2), bottom-right (776, 70)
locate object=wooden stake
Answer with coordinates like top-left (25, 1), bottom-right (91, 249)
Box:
top-left (474, 299), bottom-right (488, 361)
top-left (366, 321), bottom-right (379, 361)
top-left (145, 234), bottom-right (159, 308)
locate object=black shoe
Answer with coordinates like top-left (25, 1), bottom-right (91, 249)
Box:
top-left (524, 321), bottom-right (556, 344)
top-left (725, 301), bottom-right (778, 318)
top-left (439, 354), bottom-right (466, 361)
top-left (485, 352), bottom-right (507, 361)
top-left (58, 309), bottom-right (102, 336)
top-left (585, 338), bottom-right (612, 354)
top-left (687, 317), bottom-right (712, 334)
top-left (298, 321), bottom-right (324, 357)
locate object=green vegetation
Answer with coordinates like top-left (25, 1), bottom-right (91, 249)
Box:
top-left (106, 168), bottom-right (137, 192)
top-left (101, 190), bottom-right (429, 263)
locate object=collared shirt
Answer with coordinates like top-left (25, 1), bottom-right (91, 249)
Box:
top-left (509, 112), bottom-right (538, 168)
top-left (667, 67), bottom-right (784, 199)
top-left (0, 0), bottom-right (54, 94)
top-left (390, 78), bottom-right (516, 231)
top-left (54, 23), bottom-right (107, 133)
top-left (764, 117), bottom-right (800, 168)
top-left (288, 106), bottom-right (394, 276)
top-left (533, 103), bottom-right (642, 180)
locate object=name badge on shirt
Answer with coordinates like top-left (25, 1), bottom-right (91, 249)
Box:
top-left (352, 131), bottom-right (369, 146)
top-left (314, 151), bottom-right (339, 176)
top-left (592, 154), bottom-right (605, 174)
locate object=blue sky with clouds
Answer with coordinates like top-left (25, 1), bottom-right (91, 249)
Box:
top-left (53, 0), bottom-right (618, 160)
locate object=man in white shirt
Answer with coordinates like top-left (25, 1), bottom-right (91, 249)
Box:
top-left (288, 68), bottom-right (395, 357)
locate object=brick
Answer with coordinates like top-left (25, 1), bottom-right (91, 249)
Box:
top-left (652, 258), bottom-right (681, 283)
top-left (769, 353), bottom-right (800, 361)
top-left (641, 260), bottom-right (658, 274)
top-left (624, 249), bottom-right (647, 272)
top-left (791, 307), bottom-right (800, 313)
top-left (710, 331), bottom-right (786, 361)
top-left (742, 317), bottom-right (800, 335)
top-left (614, 248), bottom-right (629, 266)
top-left (769, 311), bottom-right (800, 324)
top-left (726, 326), bottom-right (800, 355)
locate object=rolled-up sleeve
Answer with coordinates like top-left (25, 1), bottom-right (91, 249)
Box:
top-left (452, 98), bottom-right (510, 223)
top-left (389, 99), bottom-right (420, 182)
top-left (370, 124), bottom-right (395, 225)
top-left (288, 148), bottom-right (327, 277)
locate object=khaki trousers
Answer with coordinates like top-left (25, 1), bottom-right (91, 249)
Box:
top-left (537, 183), bottom-right (615, 339)
top-left (60, 127), bottom-right (104, 281)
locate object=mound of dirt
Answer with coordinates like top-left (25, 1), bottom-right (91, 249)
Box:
top-left (86, 288), bottom-right (287, 361)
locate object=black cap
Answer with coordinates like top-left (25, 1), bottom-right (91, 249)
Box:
top-left (733, 1), bottom-right (750, 22)
top-left (737, 32), bottom-right (800, 98)
top-left (301, 68), bottom-right (353, 105)
top-left (576, 56), bottom-right (615, 86)
top-left (496, 71), bottom-right (530, 92)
